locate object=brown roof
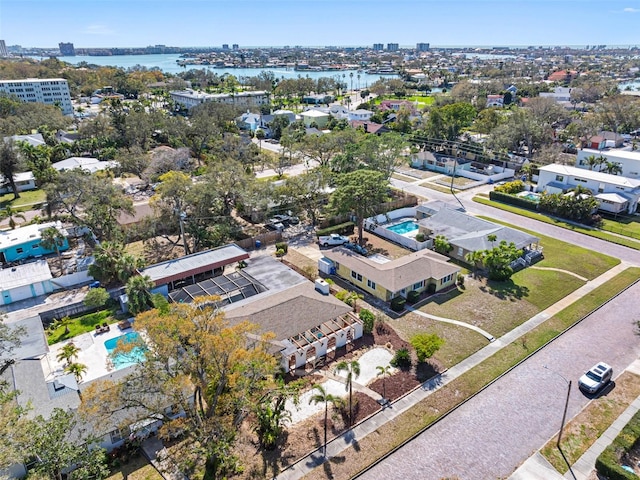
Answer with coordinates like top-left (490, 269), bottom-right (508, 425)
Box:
top-left (223, 283), bottom-right (352, 341)
top-left (323, 248), bottom-right (460, 293)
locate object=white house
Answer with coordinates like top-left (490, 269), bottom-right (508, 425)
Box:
top-left (347, 109), bottom-right (374, 122)
top-left (540, 87), bottom-right (573, 102)
top-left (536, 163), bottom-right (640, 213)
top-left (170, 89), bottom-right (269, 110)
top-left (0, 171), bottom-right (36, 194)
top-left (576, 148), bottom-right (640, 179)
top-left (51, 157), bottom-right (117, 174)
top-left (486, 95), bottom-right (504, 107)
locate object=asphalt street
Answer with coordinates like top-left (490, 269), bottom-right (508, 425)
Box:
top-left (360, 281), bottom-right (640, 480)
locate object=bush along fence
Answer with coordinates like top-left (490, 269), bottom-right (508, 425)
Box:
top-left (489, 190), bottom-right (539, 211)
top-left (595, 408), bottom-right (640, 480)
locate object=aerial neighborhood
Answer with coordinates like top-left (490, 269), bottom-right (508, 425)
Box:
top-left (2, 38), bottom-right (640, 480)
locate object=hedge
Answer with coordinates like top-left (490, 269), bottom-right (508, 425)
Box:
top-left (316, 221), bottom-right (355, 237)
top-left (390, 296), bottom-right (406, 312)
top-left (489, 191), bottom-right (539, 211)
top-left (595, 409), bottom-right (640, 480)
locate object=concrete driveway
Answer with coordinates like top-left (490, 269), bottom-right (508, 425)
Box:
top-left (359, 281), bottom-right (640, 480)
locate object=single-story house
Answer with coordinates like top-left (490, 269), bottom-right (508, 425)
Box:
top-left (5, 133), bottom-right (46, 147)
top-left (302, 94), bottom-right (334, 105)
top-left (0, 259), bottom-right (54, 305)
top-left (0, 171), bottom-right (36, 194)
top-left (486, 95), bottom-right (504, 107)
top-left (417, 207), bottom-right (540, 263)
top-left (350, 121), bottom-right (390, 134)
top-left (323, 247), bottom-right (460, 302)
top-left (0, 221), bottom-right (69, 264)
top-left (140, 244), bottom-right (250, 295)
top-left (52, 157), bottom-right (117, 174)
top-left (348, 109), bottom-right (373, 122)
top-left (168, 255), bottom-right (362, 372)
top-left (536, 163), bottom-right (640, 214)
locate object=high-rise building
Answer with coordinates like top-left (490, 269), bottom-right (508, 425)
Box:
top-left (222, 44), bottom-right (230, 50)
top-left (0, 78), bottom-right (73, 115)
top-left (386, 43), bottom-right (399, 52)
top-left (232, 44), bottom-right (239, 50)
top-left (416, 43), bottom-right (430, 52)
top-left (58, 42), bottom-right (75, 56)
top-left (373, 43), bottom-right (384, 51)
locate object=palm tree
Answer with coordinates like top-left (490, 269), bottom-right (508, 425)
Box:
top-left (40, 226), bottom-right (66, 272)
top-left (125, 274), bottom-right (155, 315)
top-left (65, 362), bottom-right (87, 382)
top-left (602, 161), bottom-right (623, 175)
top-left (0, 206), bottom-right (26, 230)
top-left (56, 342), bottom-right (80, 366)
top-left (335, 360), bottom-right (360, 427)
top-left (584, 154), bottom-right (601, 171)
top-left (376, 365), bottom-right (392, 401)
top-left (309, 384), bottom-right (342, 457)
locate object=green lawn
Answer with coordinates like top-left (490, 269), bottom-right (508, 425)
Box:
top-left (404, 95), bottom-right (435, 105)
top-left (477, 215), bottom-right (621, 280)
top-left (305, 268), bottom-right (640, 480)
top-left (473, 196), bottom-right (640, 250)
top-left (0, 189), bottom-right (47, 209)
top-left (47, 309), bottom-right (118, 345)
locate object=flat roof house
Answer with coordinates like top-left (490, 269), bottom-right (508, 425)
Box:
top-left (576, 148), bottom-right (640, 179)
top-left (536, 163), bottom-right (640, 214)
top-left (0, 221), bottom-right (69, 264)
top-left (323, 247), bottom-right (460, 302)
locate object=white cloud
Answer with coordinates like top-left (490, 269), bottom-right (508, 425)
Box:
top-left (623, 7), bottom-right (640, 12)
top-left (82, 24), bottom-right (115, 35)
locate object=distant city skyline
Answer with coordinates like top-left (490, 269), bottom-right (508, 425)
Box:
top-left (1, 0), bottom-right (640, 49)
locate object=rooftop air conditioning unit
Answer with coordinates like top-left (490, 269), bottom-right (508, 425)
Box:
top-left (315, 279), bottom-right (330, 295)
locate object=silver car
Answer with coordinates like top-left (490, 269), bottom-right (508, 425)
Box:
top-left (578, 362), bottom-right (613, 394)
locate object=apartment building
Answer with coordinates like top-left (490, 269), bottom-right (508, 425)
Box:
top-left (0, 78), bottom-right (73, 115)
top-left (169, 89), bottom-right (269, 110)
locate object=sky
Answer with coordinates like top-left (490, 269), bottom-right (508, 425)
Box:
top-left (1, 0), bottom-right (640, 49)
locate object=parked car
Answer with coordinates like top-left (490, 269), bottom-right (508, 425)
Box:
top-left (265, 221), bottom-right (285, 232)
top-left (318, 234), bottom-right (349, 247)
top-left (344, 242), bottom-right (368, 255)
top-left (578, 362), bottom-right (613, 394)
top-left (272, 214), bottom-right (300, 226)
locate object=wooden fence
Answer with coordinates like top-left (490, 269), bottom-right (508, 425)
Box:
top-left (234, 231), bottom-right (283, 251)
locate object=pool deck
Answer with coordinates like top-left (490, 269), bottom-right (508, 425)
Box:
top-left (46, 321), bottom-right (135, 383)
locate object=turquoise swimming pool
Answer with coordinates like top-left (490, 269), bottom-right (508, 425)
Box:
top-left (104, 332), bottom-right (146, 369)
top-left (386, 220), bottom-right (419, 235)
top-left (518, 192), bottom-right (541, 203)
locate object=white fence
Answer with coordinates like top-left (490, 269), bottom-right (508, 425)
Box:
top-left (364, 207), bottom-right (433, 251)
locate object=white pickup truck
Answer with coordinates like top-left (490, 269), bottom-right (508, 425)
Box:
top-left (318, 233), bottom-right (349, 247)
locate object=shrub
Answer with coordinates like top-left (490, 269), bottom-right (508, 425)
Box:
top-left (494, 179), bottom-right (525, 194)
top-left (457, 273), bottom-right (465, 286)
top-left (275, 248), bottom-right (285, 257)
top-left (391, 348), bottom-right (411, 368)
top-left (325, 278), bottom-right (335, 285)
top-left (359, 308), bottom-right (375, 334)
top-left (415, 232), bottom-right (426, 242)
top-left (410, 333), bottom-right (444, 363)
top-left (83, 287), bottom-right (110, 309)
top-left (406, 290), bottom-right (420, 304)
top-left (335, 290), bottom-right (349, 302)
top-left (275, 242), bottom-right (288, 254)
top-left (390, 296), bottom-right (406, 312)
top-left (596, 408), bottom-right (640, 480)
top-left (489, 190), bottom-right (538, 211)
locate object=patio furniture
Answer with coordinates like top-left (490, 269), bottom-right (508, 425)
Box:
top-left (95, 324), bottom-right (110, 334)
top-left (118, 319), bottom-right (132, 330)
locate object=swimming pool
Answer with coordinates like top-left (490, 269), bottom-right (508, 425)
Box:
top-left (386, 220), bottom-right (419, 235)
top-left (518, 192), bottom-right (541, 203)
top-left (104, 332), bottom-right (146, 369)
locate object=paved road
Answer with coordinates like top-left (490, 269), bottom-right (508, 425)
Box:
top-left (360, 282), bottom-right (640, 480)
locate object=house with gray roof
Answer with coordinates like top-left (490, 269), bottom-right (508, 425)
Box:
top-left (169, 254), bottom-right (361, 372)
top-left (323, 247), bottom-right (460, 302)
top-left (417, 206), bottom-right (540, 263)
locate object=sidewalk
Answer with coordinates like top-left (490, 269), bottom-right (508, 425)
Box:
top-left (276, 262), bottom-right (631, 480)
top-left (510, 359), bottom-right (640, 480)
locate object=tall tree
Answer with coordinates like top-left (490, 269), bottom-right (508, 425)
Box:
top-left (376, 365), bottom-right (392, 401)
top-left (40, 226), bottom-right (66, 272)
top-left (473, 240), bottom-right (523, 281)
top-left (125, 275), bottom-right (155, 315)
top-left (0, 139), bottom-right (24, 200)
top-left (335, 360), bottom-right (361, 427)
top-left (330, 170), bottom-right (389, 246)
top-left (79, 296), bottom-right (278, 478)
